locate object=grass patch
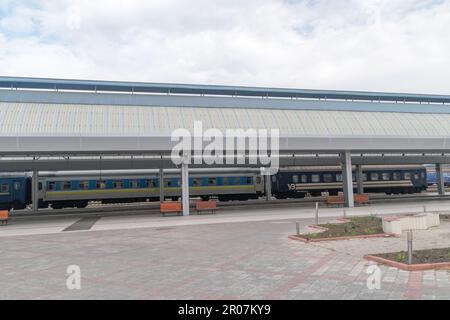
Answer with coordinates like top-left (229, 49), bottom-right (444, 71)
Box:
top-left (305, 216), bottom-right (383, 240)
top-left (375, 248), bottom-right (450, 264)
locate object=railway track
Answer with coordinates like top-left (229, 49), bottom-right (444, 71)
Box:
top-left (9, 192), bottom-right (450, 220)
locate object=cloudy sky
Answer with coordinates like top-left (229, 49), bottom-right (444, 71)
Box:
top-left (1, 0), bottom-right (450, 94)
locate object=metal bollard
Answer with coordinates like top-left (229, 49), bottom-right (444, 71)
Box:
top-left (315, 202), bottom-right (319, 225)
top-left (407, 230), bottom-right (413, 265)
top-left (296, 221), bottom-right (300, 235)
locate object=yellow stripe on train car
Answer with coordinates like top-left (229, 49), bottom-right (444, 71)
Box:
top-left (45, 185), bottom-right (254, 196)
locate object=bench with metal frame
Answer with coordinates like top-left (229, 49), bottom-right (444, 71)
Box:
top-left (195, 200), bottom-right (217, 214)
top-left (0, 210), bottom-right (9, 225)
top-left (354, 194), bottom-right (370, 206)
top-left (160, 202), bottom-right (182, 216)
top-left (326, 195), bottom-right (345, 207)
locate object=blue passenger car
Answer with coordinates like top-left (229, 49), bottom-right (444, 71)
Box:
top-left (427, 171), bottom-right (450, 186)
top-left (0, 175), bottom-right (31, 210)
top-left (271, 165), bottom-right (427, 199)
top-left (38, 172), bottom-right (265, 209)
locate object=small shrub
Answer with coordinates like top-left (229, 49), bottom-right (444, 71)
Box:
top-left (395, 251), bottom-right (406, 262)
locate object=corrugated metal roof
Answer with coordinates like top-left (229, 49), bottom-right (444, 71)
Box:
top-left (3, 76), bottom-right (450, 104)
top-left (1, 102), bottom-right (448, 138)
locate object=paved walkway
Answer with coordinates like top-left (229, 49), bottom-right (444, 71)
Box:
top-left (0, 200), bottom-right (449, 299)
top-left (3, 199), bottom-right (450, 237)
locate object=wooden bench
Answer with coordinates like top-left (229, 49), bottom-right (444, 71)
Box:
top-left (354, 194), bottom-right (370, 206)
top-left (196, 200), bottom-right (217, 214)
top-left (160, 202), bottom-right (182, 216)
top-left (326, 195), bottom-right (345, 207)
top-left (0, 210), bottom-right (9, 226)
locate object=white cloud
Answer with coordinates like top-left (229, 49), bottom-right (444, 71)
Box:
top-left (1, 0), bottom-right (450, 94)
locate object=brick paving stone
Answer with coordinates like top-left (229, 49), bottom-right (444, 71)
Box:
top-left (0, 214), bottom-right (449, 299)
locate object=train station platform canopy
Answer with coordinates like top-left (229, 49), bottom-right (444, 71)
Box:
top-left (0, 76), bottom-right (450, 156)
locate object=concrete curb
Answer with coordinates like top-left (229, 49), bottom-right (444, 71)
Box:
top-left (364, 254), bottom-right (450, 271)
top-left (288, 233), bottom-right (393, 243)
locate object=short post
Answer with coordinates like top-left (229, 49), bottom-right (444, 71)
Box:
top-left (315, 202), bottom-right (319, 225)
top-left (296, 221), bottom-right (300, 236)
top-left (407, 230), bottom-right (413, 265)
top-left (343, 209), bottom-right (347, 219)
top-left (423, 205), bottom-right (427, 213)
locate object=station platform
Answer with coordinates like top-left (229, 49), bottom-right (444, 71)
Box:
top-left (1, 199), bottom-right (450, 300)
top-left (1, 199), bottom-right (450, 237)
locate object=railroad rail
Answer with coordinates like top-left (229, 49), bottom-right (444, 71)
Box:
top-left (8, 192), bottom-right (450, 220)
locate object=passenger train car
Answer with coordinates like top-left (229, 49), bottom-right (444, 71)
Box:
top-left (0, 165), bottom-right (428, 210)
top-left (0, 174), bottom-right (31, 210)
top-left (426, 169), bottom-right (450, 187)
top-left (37, 171), bottom-right (264, 209)
top-left (271, 165), bottom-right (427, 199)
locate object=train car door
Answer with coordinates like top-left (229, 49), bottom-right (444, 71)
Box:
top-left (11, 179), bottom-right (24, 204)
top-left (271, 175), bottom-right (279, 192)
top-left (0, 179), bottom-right (12, 203)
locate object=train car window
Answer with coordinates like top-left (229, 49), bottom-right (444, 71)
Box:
top-left (207, 178), bottom-right (216, 186)
top-left (323, 174), bottom-right (333, 183)
top-left (382, 173), bottom-right (390, 181)
top-left (362, 174), bottom-right (368, 181)
top-left (79, 181), bottom-right (89, 189)
top-left (113, 181), bottom-right (123, 189)
top-left (130, 180), bottom-right (139, 188)
top-left (404, 172), bottom-right (411, 180)
top-left (147, 180), bottom-right (156, 188)
top-left (414, 173), bottom-right (420, 180)
top-left (96, 181), bottom-right (106, 189)
top-left (14, 182), bottom-right (20, 191)
top-left (165, 180), bottom-right (172, 187)
top-left (1, 184), bottom-right (9, 193)
top-left (38, 182), bottom-right (43, 190)
top-left (223, 177), bottom-right (236, 186)
top-left (370, 173), bottom-right (379, 181)
top-left (421, 172), bottom-right (426, 179)
top-left (352, 173), bottom-right (356, 182)
top-left (256, 176), bottom-right (262, 184)
top-left (312, 174), bottom-right (320, 183)
top-left (62, 181), bottom-right (72, 190)
top-left (246, 177), bottom-right (253, 185)
top-left (301, 175), bottom-right (307, 183)
top-left (193, 178), bottom-right (202, 186)
top-left (336, 174), bottom-right (343, 182)
top-left (393, 172), bottom-right (401, 180)
top-left (48, 182), bottom-right (56, 191)
top-left (292, 175), bottom-right (299, 183)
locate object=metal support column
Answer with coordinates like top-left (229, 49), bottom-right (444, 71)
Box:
top-left (159, 167), bottom-right (165, 203)
top-left (181, 160), bottom-right (190, 216)
top-left (341, 151), bottom-right (354, 208)
top-left (356, 164), bottom-right (364, 195)
top-left (32, 170), bottom-right (39, 213)
top-left (436, 163), bottom-right (445, 196)
top-left (265, 174), bottom-right (272, 201)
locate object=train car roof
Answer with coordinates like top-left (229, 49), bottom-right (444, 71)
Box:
top-left (38, 168), bottom-right (261, 178)
top-left (278, 165), bottom-right (426, 172)
top-left (0, 172), bottom-right (31, 178)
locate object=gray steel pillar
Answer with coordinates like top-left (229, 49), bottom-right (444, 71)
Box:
top-left (356, 164), bottom-right (364, 195)
top-left (32, 170), bottom-right (39, 213)
top-left (341, 151), bottom-right (354, 208)
top-left (436, 163), bottom-right (445, 196)
top-left (159, 167), bottom-right (165, 203)
top-left (181, 161), bottom-right (190, 216)
top-left (265, 174), bottom-right (272, 201)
